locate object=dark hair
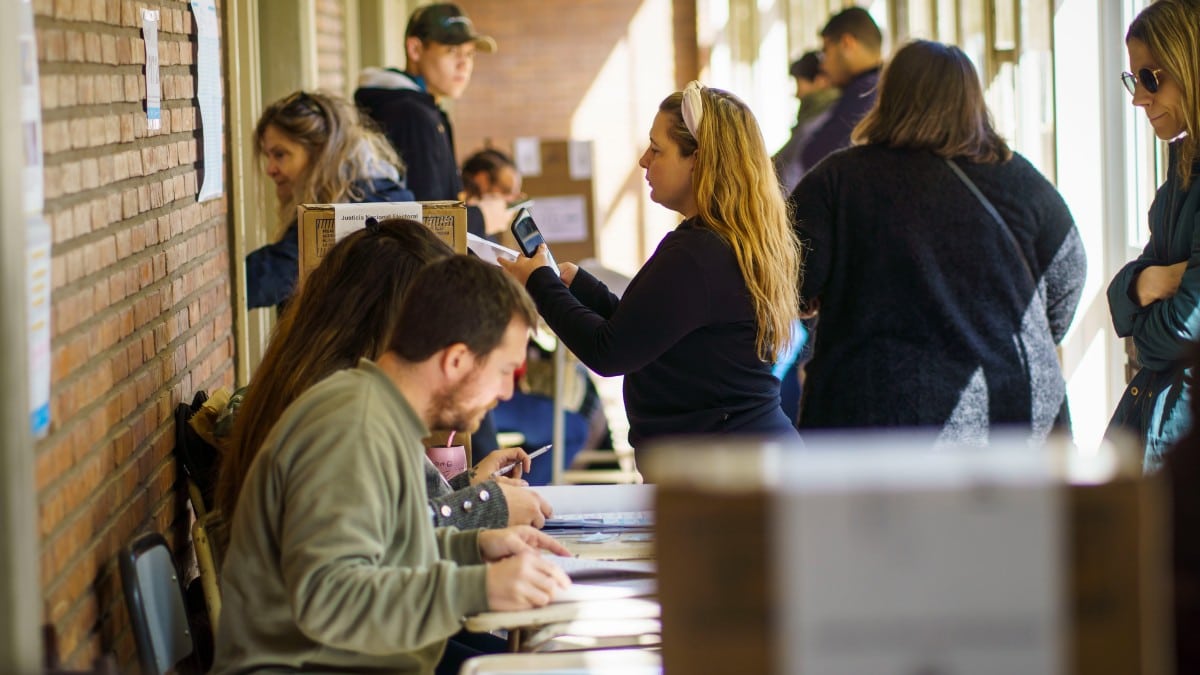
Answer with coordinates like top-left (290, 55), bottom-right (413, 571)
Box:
top-left (820, 6), bottom-right (883, 52)
top-left (389, 256), bottom-right (538, 362)
top-left (217, 218), bottom-right (453, 519)
top-left (789, 51), bottom-right (823, 81)
top-left (853, 40), bottom-right (1012, 164)
top-left (461, 148), bottom-right (516, 198)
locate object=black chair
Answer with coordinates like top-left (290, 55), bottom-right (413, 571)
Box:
top-left (174, 391), bottom-right (217, 519)
top-left (119, 532), bottom-right (194, 675)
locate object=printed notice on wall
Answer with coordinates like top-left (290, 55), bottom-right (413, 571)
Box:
top-left (568, 140), bottom-right (592, 180)
top-left (528, 195), bottom-right (588, 243)
top-left (514, 137), bottom-right (542, 177)
top-left (20, 0), bottom-right (50, 437)
top-left (191, 0), bottom-right (224, 201)
top-left (142, 10), bottom-right (161, 130)
top-left (27, 219), bottom-right (51, 437)
top-left (19, 0), bottom-right (43, 215)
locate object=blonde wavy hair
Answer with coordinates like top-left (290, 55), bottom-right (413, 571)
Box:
top-left (1127, 0), bottom-right (1200, 188)
top-left (255, 90), bottom-right (403, 239)
top-left (660, 87), bottom-right (801, 362)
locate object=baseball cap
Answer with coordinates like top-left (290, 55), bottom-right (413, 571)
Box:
top-left (406, 3), bottom-right (497, 53)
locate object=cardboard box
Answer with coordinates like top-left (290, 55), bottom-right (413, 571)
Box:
top-left (296, 200), bottom-right (468, 283)
top-left (505, 139), bottom-right (596, 264)
top-left (650, 444), bottom-right (1170, 675)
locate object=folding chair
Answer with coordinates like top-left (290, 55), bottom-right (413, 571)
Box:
top-left (191, 513), bottom-right (222, 634)
top-left (118, 532), bottom-right (194, 675)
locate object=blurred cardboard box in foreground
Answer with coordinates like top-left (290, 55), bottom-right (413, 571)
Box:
top-left (648, 435), bottom-right (1170, 675)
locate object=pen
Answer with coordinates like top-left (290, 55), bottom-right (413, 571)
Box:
top-left (492, 444), bottom-right (552, 477)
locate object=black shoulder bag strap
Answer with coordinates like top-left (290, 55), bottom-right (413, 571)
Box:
top-left (944, 158), bottom-right (1037, 287)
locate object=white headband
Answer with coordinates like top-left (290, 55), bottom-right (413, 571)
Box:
top-left (681, 80), bottom-right (705, 139)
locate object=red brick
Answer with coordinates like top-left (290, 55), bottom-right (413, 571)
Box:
top-left (100, 34), bottom-right (116, 64)
top-left (65, 30), bottom-right (85, 62)
top-left (37, 4), bottom-right (235, 670)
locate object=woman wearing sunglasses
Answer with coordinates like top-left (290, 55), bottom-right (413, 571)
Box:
top-left (1106, 0), bottom-right (1200, 472)
top-left (246, 90), bottom-right (414, 310)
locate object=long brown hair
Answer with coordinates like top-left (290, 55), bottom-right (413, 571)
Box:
top-left (1127, 0), bottom-right (1200, 188)
top-left (255, 90), bottom-right (403, 239)
top-left (215, 219), bottom-right (453, 519)
top-left (853, 40), bottom-right (1012, 164)
top-left (659, 87), bottom-right (801, 362)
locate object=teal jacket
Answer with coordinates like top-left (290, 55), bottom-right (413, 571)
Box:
top-left (1107, 142), bottom-right (1200, 471)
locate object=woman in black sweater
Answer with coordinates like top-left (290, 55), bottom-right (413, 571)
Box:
top-left (789, 40), bottom-right (1086, 442)
top-left (501, 83), bottom-right (802, 452)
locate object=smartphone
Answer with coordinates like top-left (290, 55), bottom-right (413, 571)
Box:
top-left (510, 207), bottom-right (560, 275)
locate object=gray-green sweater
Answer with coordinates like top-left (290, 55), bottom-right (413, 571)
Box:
top-left (212, 359), bottom-right (490, 674)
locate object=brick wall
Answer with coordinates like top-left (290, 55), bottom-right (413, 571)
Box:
top-left (34, 0), bottom-right (234, 668)
top-left (316, 0), bottom-right (347, 96)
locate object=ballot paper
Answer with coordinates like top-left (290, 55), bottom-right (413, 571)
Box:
top-left (552, 578), bottom-right (657, 604)
top-left (467, 232), bottom-right (519, 266)
top-left (547, 556), bottom-right (657, 604)
top-left (549, 555), bottom-right (656, 580)
top-left (534, 484), bottom-right (655, 515)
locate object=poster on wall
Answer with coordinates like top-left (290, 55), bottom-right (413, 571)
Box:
top-left (26, 222), bottom-right (51, 437)
top-left (191, 0), bottom-right (224, 201)
top-left (20, 0), bottom-right (50, 438)
top-left (142, 9), bottom-right (161, 130)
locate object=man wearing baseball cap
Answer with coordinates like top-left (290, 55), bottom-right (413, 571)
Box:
top-left (355, 3), bottom-right (502, 237)
top-left (356, 2), bottom-right (509, 462)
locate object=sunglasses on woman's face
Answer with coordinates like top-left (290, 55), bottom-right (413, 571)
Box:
top-left (1121, 68), bottom-right (1164, 96)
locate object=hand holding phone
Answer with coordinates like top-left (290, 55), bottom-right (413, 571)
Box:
top-left (510, 208), bottom-right (560, 276)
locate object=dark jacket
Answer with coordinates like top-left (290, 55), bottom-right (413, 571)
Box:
top-left (773, 87), bottom-right (841, 194)
top-left (1107, 142), bottom-right (1200, 470)
top-left (245, 177), bottom-right (414, 310)
top-left (524, 218), bottom-right (798, 449)
top-left (800, 67), bottom-right (880, 172)
top-left (790, 146), bottom-right (1086, 442)
top-left (354, 68), bottom-right (485, 237)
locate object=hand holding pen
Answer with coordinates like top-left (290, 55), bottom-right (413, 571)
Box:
top-left (493, 444), bottom-right (552, 478)
top-left (467, 445), bottom-right (530, 485)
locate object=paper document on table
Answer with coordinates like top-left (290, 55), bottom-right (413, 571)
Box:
top-left (467, 233), bottom-right (520, 266)
top-left (534, 484), bottom-right (655, 516)
top-left (552, 577), bottom-right (657, 604)
top-left (544, 511), bottom-right (653, 530)
top-left (549, 555), bottom-right (656, 580)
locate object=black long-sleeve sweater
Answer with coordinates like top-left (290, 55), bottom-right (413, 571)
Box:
top-left (789, 145), bottom-right (1086, 441)
top-left (524, 219), bottom-right (797, 449)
